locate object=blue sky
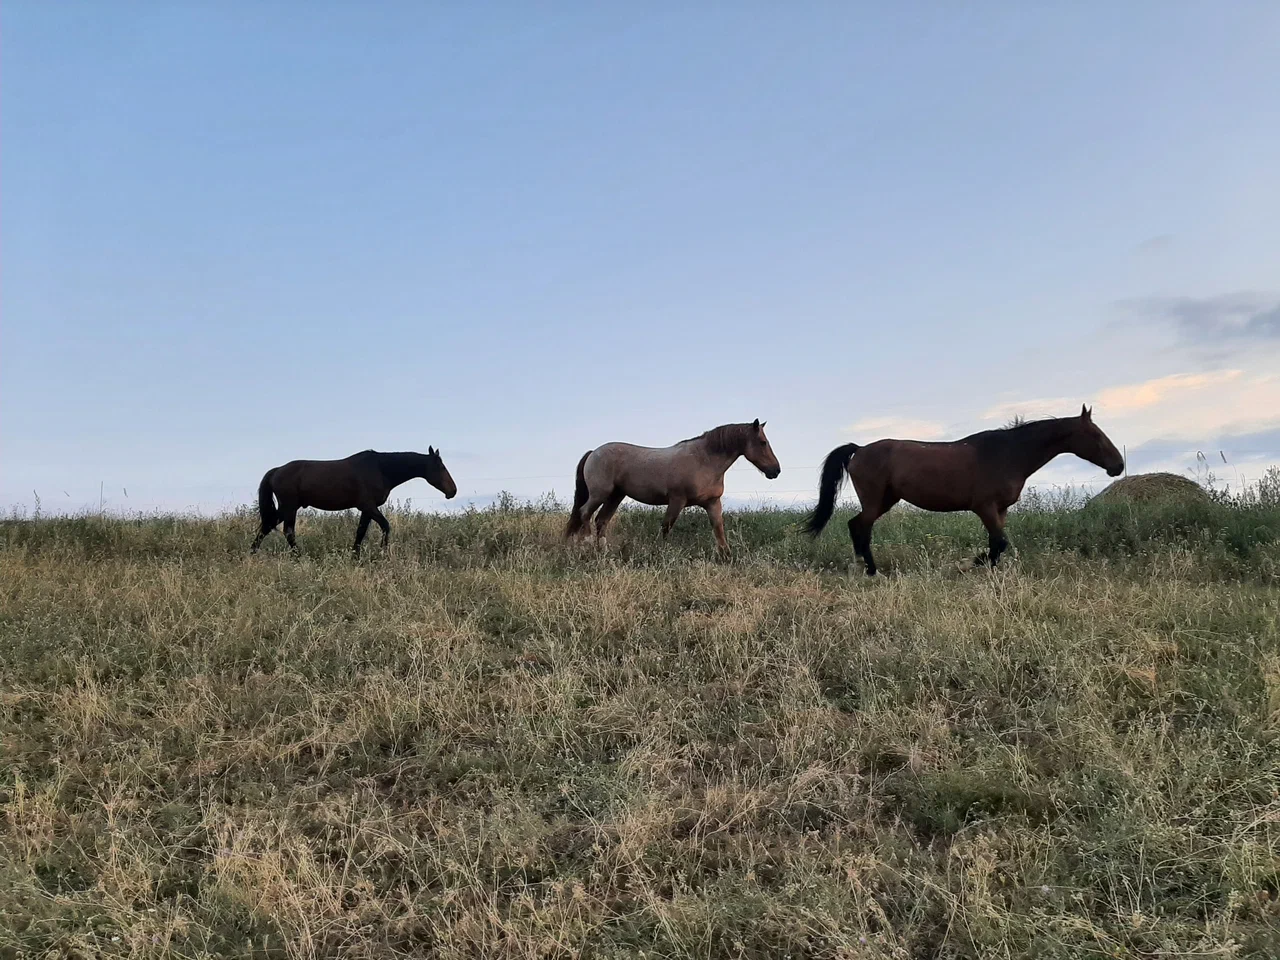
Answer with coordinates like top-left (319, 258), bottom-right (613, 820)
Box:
top-left (4, 2), bottom-right (1279, 513)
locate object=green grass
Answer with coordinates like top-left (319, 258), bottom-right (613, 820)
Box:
top-left (2, 498), bottom-right (1279, 958)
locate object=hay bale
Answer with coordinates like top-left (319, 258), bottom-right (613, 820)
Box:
top-left (1091, 472), bottom-right (1211, 506)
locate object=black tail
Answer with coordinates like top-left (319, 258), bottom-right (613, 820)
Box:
top-left (804, 443), bottom-right (859, 536)
top-left (257, 469), bottom-right (279, 531)
top-left (564, 450), bottom-right (592, 538)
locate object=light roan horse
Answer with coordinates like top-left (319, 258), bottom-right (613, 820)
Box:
top-left (804, 405), bottom-right (1123, 574)
top-left (566, 420), bottom-right (781, 556)
top-left (252, 448), bottom-right (457, 555)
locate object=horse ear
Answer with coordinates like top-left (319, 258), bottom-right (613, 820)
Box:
top-left (1081, 404), bottom-right (1090, 420)
top-left (429, 446), bottom-right (437, 456)
top-left (760, 420), bottom-right (767, 428)
top-left (752, 418), bottom-right (760, 430)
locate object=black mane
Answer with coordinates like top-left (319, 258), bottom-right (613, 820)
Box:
top-left (960, 416), bottom-right (1073, 451)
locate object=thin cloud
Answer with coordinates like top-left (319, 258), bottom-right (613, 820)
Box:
top-left (1096, 370), bottom-right (1242, 414)
top-left (844, 416), bottom-right (947, 440)
top-left (982, 370), bottom-right (1246, 424)
top-left (1121, 292), bottom-right (1280, 346)
top-left (1133, 233), bottom-right (1174, 255)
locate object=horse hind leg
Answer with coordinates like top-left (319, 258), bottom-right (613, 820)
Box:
top-left (974, 504), bottom-right (1010, 567)
top-left (280, 504), bottom-right (300, 556)
top-left (251, 498), bottom-right (280, 553)
top-left (594, 490), bottom-right (626, 543)
top-left (848, 485), bottom-right (898, 576)
top-left (574, 491), bottom-right (609, 541)
top-left (847, 513), bottom-right (881, 576)
top-left (251, 522), bottom-right (273, 553)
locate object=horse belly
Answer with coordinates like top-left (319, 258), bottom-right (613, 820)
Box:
top-left (601, 446), bottom-right (679, 506)
top-left (299, 474), bottom-right (361, 511)
top-left (891, 448), bottom-right (975, 512)
top-left (618, 472), bottom-right (669, 506)
top-left (900, 486), bottom-right (970, 512)
top-left (628, 489), bottom-right (669, 506)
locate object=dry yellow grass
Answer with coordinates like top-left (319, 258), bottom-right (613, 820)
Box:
top-left (1, 504), bottom-right (1278, 958)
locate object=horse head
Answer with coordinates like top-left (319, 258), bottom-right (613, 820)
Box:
top-left (425, 446), bottom-right (458, 498)
top-left (744, 419), bottom-right (781, 479)
top-left (1069, 406), bottom-right (1124, 477)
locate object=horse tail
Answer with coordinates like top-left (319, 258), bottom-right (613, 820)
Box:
top-left (564, 450), bottom-right (592, 538)
top-left (257, 468), bottom-right (279, 530)
top-left (804, 443), bottom-right (859, 536)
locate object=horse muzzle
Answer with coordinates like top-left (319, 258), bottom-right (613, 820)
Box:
top-left (765, 468), bottom-right (781, 480)
top-left (1107, 465), bottom-right (1123, 477)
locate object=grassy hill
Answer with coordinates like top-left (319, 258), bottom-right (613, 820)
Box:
top-left (2, 496), bottom-right (1278, 958)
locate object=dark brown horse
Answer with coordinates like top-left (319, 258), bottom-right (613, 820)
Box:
top-left (252, 448), bottom-right (457, 555)
top-left (805, 405), bottom-right (1123, 574)
top-left (566, 420), bottom-right (781, 556)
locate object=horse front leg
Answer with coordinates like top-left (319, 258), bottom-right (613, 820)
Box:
top-left (352, 512), bottom-right (373, 554)
top-left (371, 508), bottom-right (391, 551)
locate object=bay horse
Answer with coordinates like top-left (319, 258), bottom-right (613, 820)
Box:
top-left (565, 419), bottom-right (781, 556)
top-left (251, 448), bottom-right (457, 555)
top-left (805, 405), bottom-right (1123, 574)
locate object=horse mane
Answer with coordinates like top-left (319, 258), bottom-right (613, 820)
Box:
top-left (1002, 415), bottom-right (1068, 432)
top-left (361, 449), bottom-right (438, 459)
top-left (680, 423), bottom-right (751, 455)
top-left (963, 416), bottom-right (1073, 448)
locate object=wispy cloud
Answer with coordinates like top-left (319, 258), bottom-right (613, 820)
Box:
top-left (1133, 233), bottom-right (1173, 255)
top-left (1120, 292), bottom-right (1280, 346)
top-left (982, 370), bottom-right (1248, 424)
top-left (1095, 370), bottom-right (1242, 414)
top-left (844, 416), bottom-right (947, 440)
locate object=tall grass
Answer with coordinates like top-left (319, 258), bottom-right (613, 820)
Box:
top-left (1, 495), bottom-right (1278, 958)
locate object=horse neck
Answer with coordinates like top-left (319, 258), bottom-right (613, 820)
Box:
top-left (1001, 421), bottom-right (1075, 479)
top-left (698, 425), bottom-right (749, 471)
top-left (376, 452), bottom-right (428, 488)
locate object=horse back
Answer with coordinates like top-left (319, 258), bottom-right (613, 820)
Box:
top-left (855, 439), bottom-right (985, 511)
top-left (268, 455), bottom-right (382, 510)
top-left (587, 441), bottom-right (698, 505)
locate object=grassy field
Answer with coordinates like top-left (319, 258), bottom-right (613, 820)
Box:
top-left (2, 494), bottom-right (1279, 959)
